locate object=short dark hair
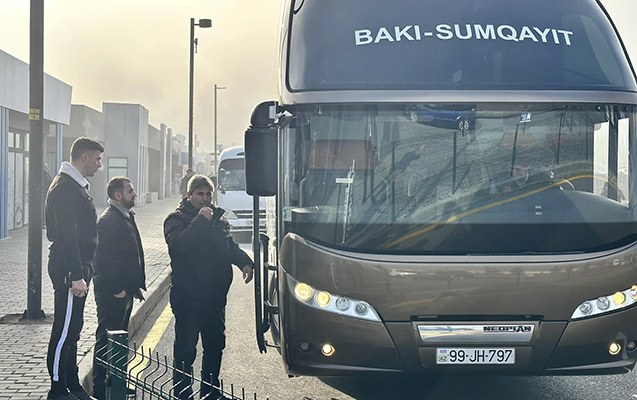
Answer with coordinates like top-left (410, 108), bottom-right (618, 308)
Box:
top-left (187, 174), bottom-right (214, 195)
top-left (107, 176), bottom-right (131, 200)
top-left (70, 137), bottom-right (104, 161)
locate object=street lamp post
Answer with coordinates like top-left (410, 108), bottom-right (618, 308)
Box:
top-left (188, 17), bottom-right (212, 170)
top-left (213, 84), bottom-right (227, 174)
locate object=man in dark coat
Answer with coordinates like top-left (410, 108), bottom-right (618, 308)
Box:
top-left (91, 177), bottom-right (146, 400)
top-left (164, 174), bottom-right (254, 400)
top-left (179, 168), bottom-right (194, 198)
top-left (45, 137), bottom-right (103, 400)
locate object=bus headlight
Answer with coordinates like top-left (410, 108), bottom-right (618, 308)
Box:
top-left (571, 285), bottom-right (637, 320)
top-left (288, 276), bottom-right (381, 322)
top-left (224, 210), bottom-right (238, 219)
top-left (294, 283), bottom-right (314, 302)
top-left (630, 285), bottom-right (637, 300)
top-left (315, 291), bottom-right (331, 308)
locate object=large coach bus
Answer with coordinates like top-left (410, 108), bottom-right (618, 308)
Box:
top-left (244, 0), bottom-right (637, 376)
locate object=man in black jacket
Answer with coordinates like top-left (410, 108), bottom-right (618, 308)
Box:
top-left (92, 177), bottom-right (146, 400)
top-left (45, 137), bottom-right (103, 400)
top-left (179, 168), bottom-right (194, 198)
top-left (164, 174), bottom-right (254, 400)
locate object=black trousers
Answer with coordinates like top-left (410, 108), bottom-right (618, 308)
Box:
top-left (171, 299), bottom-right (226, 400)
top-left (46, 275), bottom-right (89, 395)
top-left (92, 291), bottom-right (134, 398)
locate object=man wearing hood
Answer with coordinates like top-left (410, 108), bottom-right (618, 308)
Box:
top-left (45, 137), bottom-right (103, 400)
top-left (164, 174), bottom-right (254, 400)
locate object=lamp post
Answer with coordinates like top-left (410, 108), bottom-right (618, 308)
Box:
top-left (188, 17), bottom-right (212, 170)
top-left (213, 84), bottom-right (227, 174)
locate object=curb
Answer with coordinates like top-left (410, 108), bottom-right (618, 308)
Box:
top-left (78, 265), bottom-right (172, 393)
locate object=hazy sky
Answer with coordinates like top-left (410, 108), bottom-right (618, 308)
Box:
top-left (0, 1), bottom-right (635, 152)
top-left (0, 0), bottom-right (281, 151)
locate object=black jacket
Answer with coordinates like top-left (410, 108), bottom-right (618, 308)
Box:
top-left (93, 205), bottom-right (146, 295)
top-left (164, 199), bottom-right (253, 307)
top-left (45, 172), bottom-right (97, 282)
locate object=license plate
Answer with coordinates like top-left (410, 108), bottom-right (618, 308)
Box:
top-left (436, 348), bottom-right (515, 364)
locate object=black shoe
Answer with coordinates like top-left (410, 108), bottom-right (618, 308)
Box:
top-left (46, 391), bottom-right (76, 400)
top-left (69, 388), bottom-right (97, 400)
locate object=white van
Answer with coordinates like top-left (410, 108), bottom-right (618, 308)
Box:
top-left (216, 146), bottom-right (265, 242)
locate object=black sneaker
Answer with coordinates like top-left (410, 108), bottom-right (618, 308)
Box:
top-left (69, 388), bottom-right (97, 400)
top-left (46, 391), bottom-right (76, 400)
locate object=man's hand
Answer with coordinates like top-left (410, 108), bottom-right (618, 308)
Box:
top-left (199, 206), bottom-right (213, 220)
top-left (70, 279), bottom-right (88, 297)
top-left (242, 265), bottom-right (254, 284)
top-left (114, 290), bottom-right (127, 299)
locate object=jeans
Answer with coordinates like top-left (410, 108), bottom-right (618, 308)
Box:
top-left (92, 291), bottom-right (134, 399)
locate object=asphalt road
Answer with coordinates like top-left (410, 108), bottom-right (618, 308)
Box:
top-left (131, 248), bottom-right (637, 400)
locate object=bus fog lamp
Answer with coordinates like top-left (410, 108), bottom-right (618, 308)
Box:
top-left (299, 342), bottom-right (310, 352)
top-left (627, 342), bottom-right (636, 352)
top-left (596, 296), bottom-right (610, 311)
top-left (608, 342), bottom-right (621, 355)
top-left (316, 291), bottom-right (332, 308)
top-left (294, 283), bottom-right (314, 302)
top-left (335, 297), bottom-right (350, 311)
top-left (612, 291), bottom-right (626, 306)
top-left (321, 344), bottom-right (336, 357)
top-left (579, 301), bottom-right (592, 315)
top-left (355, 302), bottom-right (369, 315)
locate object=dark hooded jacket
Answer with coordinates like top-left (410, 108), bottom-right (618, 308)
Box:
top-left (164, 199), bottom-right (253, 307)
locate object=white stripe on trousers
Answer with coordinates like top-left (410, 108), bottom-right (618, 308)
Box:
top-left (52, 289), bottom-right (74, 382)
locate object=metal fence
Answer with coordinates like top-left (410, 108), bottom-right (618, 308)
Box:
top-left (96, 330), bottom-right (267, 400)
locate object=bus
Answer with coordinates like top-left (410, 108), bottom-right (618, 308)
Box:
top-left (216, 146), bottom-right (265, 242)
top-left (244, 0), bottom-right (637, 376)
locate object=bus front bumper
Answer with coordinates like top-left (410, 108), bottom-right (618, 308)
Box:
top-left (283, 301), bottom-right (637, 376)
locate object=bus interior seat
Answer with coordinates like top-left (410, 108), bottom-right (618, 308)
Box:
top-left (300, 139), bottom-right (375, 206)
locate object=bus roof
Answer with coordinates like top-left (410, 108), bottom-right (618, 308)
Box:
top-left (219, 146), bottom-right (245, 162)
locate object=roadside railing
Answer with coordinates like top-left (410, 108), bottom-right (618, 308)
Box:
top-left (96, 330), bottom-right (267, 400)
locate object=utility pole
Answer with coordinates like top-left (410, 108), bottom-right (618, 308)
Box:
top-left (188, 18), bottom-right (195, 170)
top-left (213, 84), bottom-right (226, 174)
top-left (25, 0), bottom-right (45, 320)
top-left (187, 18), bottom-right (212, 170)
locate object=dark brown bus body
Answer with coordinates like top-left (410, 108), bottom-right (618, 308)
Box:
top-left (245, 0), bottom-right (637, 378)
top-left (277, 234), bottom-right (637, 375)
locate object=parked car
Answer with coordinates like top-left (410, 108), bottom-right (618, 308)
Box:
top-left (406, 104), bottom-right (476, 131)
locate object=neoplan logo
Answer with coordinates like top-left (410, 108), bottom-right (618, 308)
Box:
top-left (484, 325), bottom-right (532, 333)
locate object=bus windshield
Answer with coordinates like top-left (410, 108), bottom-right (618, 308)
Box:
top-left (281, 103), bottom-right (637, 255)
top-left (218, 158), bottom-right (246, 191)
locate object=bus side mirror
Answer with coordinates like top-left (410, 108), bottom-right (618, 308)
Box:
top-left (245, 101), bottom-right (278, 196)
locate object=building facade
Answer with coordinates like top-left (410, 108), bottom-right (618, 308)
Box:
top-left (0, 49), bottom-right (71, 238)
top-left (0, 49), bottom-right (179, 239)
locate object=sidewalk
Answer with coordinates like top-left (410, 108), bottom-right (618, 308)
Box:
top-left (0, 196), bottom-right (180, 399)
